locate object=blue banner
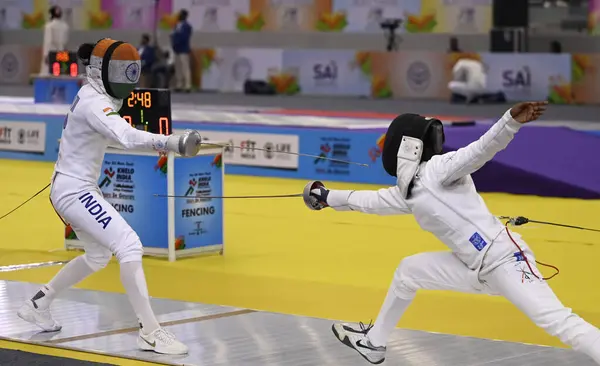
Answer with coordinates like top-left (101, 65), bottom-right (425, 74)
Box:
top-left (173, 154), bottom-right (224, 250)
top-left (97, 153), bottom-right (169, 248)
top-left (176, 121), bottom-right (396, 186)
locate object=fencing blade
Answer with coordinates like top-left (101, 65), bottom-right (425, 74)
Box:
top-left (499, 216), bottom-right (600, 233)
top-left (201, 142), bottom-right (369, 167)
top-left (154, 193), bottom-right (303, 199)
top-left (0, 183), bottom-right (50, 222)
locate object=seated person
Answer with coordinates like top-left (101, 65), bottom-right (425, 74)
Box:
top-left (448, 59), bottom-right (505, 104)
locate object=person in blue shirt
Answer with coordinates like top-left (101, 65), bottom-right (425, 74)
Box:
top-left (138, 34), bottom-right (155, 88)
top-left (170, 9), bottom-right (192, 93)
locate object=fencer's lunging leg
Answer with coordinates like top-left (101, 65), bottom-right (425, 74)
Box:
top-left (19, 187), bottom-right (188, 354)
top-left (18, 236), bottom-right (111, 332)
top-left (486, 259), bottom-right (600, 364)
top-left (333, 252), bottom-right (484, 364)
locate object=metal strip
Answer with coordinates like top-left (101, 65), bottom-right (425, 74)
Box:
top-left (47, 309), bottom-right (256, 344)
top-left (0, 261), bottom-right (70, 272)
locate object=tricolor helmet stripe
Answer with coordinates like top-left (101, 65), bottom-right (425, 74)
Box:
top-left (89, 39), bottom-right (141, 96)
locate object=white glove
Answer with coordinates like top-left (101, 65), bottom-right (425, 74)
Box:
top-left (166, 130), bottom-right (202, 157)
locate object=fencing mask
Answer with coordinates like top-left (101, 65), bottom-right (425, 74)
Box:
top-left (80, 38), bottom-right (141, 99)
top-left (381, 114), bottom-right (445, 198)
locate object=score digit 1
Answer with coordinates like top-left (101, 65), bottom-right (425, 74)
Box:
top-left (159, 117), bottom-right (170, 135)
top-left (123, 115), bottom-right (133, 127)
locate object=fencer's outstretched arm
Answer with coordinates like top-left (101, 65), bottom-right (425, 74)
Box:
top-left (87, 105), bottom-right (202, 156)
top-left (436, 102), bottom-right (547, 185)
top-left (88, 105), bottom-right (169, 151)
top-left (321, 186), bottom-right (411, 215)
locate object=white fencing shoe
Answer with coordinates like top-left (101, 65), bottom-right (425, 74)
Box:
top-left (332, 322), bottom-right (386, 364)
top-left (138, 327), bottom-right (189, 355)
top-left (17, 301), bottom-right (62, 332)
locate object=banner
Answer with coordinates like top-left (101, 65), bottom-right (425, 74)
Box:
top-left (0, 121), bottom-right (46, 153)
top-left (0, 45), bottom-right (43, 84)
top-left (172, 0), bottom-right (250, 32)
top-left (572, 54), bottom-right (600, 104)
top-left (68, 153), bottom-right (170, 246)
top-left (326, 0), bottom-right (421, 33)
top-left (0, 0), bottom-right (37, 29)
top-left (590, 0), bottom-right (600, 34)
top-left (173, 154), bottom-right (223, 250)
top-left (175, 129), bottom-right (300, 169)
top-left (247, 0), bottom-right (326, 32)
top-left (46, 0), bottom-right (101, 30)
top-left (100, 0), bottom-right (172, 30)
top-left (417, 0), bottom-right (492, 34)
top-left (366, 51), bottom-right (453, 99)
top-left (200, 48), bottom-right (284, 92)
top-left (281, 50), bottom-right (370, 96)
top-left (481, 53), bottom-right (572, 103)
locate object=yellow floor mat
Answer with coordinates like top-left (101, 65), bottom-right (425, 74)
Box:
top-left (0, 339), bottom-right (158, 365)
top-left (1, 158), bottom-right (600, 352)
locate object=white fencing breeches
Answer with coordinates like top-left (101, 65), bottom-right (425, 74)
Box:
top-left (50, 173), bottom-right (144, 267)
top-left (393, 252), bottom-right (600, 363)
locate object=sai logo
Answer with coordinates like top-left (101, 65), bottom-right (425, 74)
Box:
top-left (502, 66), bottom-right (531, 88)
top-left (313, 61), bottom-right (338, 86)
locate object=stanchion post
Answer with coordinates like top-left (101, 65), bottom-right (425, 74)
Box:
top-left (167, 151), bottom-right (176, 262)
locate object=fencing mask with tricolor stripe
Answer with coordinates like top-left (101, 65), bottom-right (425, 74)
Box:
top-left (77, 38), bottom-right (141, 99)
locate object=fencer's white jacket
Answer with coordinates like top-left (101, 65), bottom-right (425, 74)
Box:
top-left (53, 85), bottom-right (170, 185)
top-left (327, 110), bottom-right (528, 273)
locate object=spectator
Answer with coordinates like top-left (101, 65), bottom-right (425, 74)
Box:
top-left (448, 58), bottom-right (487, 103)
top-left (170, 9), bottom-right (192, 93)
top-left (138, 34), bottom-right (156, 88)
top-left (40, 5), bottom-right (69, 76)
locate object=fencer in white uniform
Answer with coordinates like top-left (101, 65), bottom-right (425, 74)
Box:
top-left (448, 58), bottom-right (487, 102)
top-left (17, 39), bottom-right (202, 355)
top-left (305, 102), bottom-right (600, 365)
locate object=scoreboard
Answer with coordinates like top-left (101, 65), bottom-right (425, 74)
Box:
top-left (119, 88), bottom-right (172, 136)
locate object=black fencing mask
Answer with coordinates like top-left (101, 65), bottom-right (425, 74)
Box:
top-left (381, 113), bottom-right (445, 197)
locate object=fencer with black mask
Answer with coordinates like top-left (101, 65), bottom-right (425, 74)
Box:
top-left (305, 102), bottom-right (600, 365)
top-left (18, 39), bottom-right (201, 355)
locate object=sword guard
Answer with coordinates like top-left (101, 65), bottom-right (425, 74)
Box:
top-left (303, 180), bottom-right (326, 210)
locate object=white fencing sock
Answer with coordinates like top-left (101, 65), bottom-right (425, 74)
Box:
top-left (367, 286), bottom-right (414, 347)
top-left (120, 261), bottom-right (160, 334)
top-left (31, 256), bottom-right (95, 309)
